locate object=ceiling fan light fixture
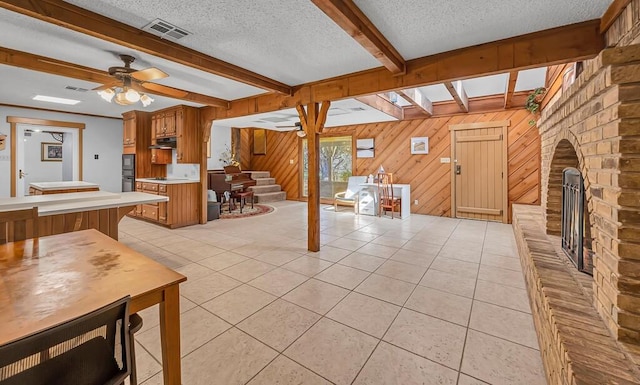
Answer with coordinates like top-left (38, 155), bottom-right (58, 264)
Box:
top-left (97, 88), bottom-right (115, 102)
top-left (125, 88), bottom-right (141, 102)
top-left (140, 94), bottom-right (154, 107)
top-left (296, 128), bottom-right (307, 138)
top-left (114, 91), bottom-right (134, 106)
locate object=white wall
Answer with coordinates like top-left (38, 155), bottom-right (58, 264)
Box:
top-left (207, 124), bottom-right (231, 170)
top-left (0, 106), bottom-right (123, 197)
top-left (23, 131), bottom-right (63, 193)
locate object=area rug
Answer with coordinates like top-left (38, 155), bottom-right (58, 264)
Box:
top-left (219, 203), bottom-right (275, 219)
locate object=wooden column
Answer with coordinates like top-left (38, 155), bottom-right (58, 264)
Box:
top-left (297, 101), bottom-right (330, 252)
top-left (200, 108), bottom-right (216, 224)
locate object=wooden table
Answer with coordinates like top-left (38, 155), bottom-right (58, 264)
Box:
top-left (0, 229), bottom-right (187, 385)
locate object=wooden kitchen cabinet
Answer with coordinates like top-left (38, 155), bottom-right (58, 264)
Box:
top-left (151, 149), bottom-right (172, 164)
top-left (175, 106), bottom-right (201, 163)
top-left (152, 109), bottom-right (177, 138)
top-left (136, 181), bottom-right (199, 228)
top-left (123, 113), bottom-right (136, 153)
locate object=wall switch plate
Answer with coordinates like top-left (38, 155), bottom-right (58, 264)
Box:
top-left (290, 159), bottom-right (294, 164)
top-left (440, 157), bottom-right (451, 163)
top-left (414, 200), bottom-right (418, 205)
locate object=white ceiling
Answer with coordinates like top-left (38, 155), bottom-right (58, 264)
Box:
top-left (0, 1), bottom-right (611, 123)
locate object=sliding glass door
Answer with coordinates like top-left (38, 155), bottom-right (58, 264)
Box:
top-left (301, 136), bottom-right (353, 200)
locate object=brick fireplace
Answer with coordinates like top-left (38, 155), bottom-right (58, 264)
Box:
top-left (512, 2), bottom-right (640, 383)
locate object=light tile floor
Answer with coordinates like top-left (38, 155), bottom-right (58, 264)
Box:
top-left (119, 201), bottom-right (546, 385)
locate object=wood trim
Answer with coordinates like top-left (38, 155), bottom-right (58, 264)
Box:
top-left (311, 0), bottom-right (405, 74)
top-left (212, 20), bottom-right (603, 120)
top-left (457, 206), bottom-right (502, 215)
top-left (0, 0), bottom-right (291, 95)
top-left (457, 134), bottom-right (502, 142)
top-left (444, 81), bottom-right (469, 112)
top-left (0, 47), bottom-right (230, 108)
top-left (0, 103), bottom-right (122, 120)
top-left (449, 120), bottom-right (511, 131)
top-left (7, 116), bottom-right (85, 129)
top-left (502, 124), bottom-right (508, 223)
top-left (10, 123), bottom-right (16, 197)
top-left (8, 116), bottom-right (85, 196)
top-left (355, 95), bottom-right (403, 120)
top-left (397, 88), bottom-right (433, 116)
top-left (600, 0), bottom-right (633, 33)
top-left (504, 71), bottom-right (519, 108)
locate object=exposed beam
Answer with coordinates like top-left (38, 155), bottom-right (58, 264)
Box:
top-left (0, 46), bottom-right (230, 108)
top-left (0, 0), bottom-right (292, 95)
top-left (444, 81), bottom-right (469, 112)
top-left (214, 20), bottom-right (603, 119)
top-left (504, 71), bottom-right (519, 108)
top-left (600, 0), bottom-right (633, 33)
top-left (311, 0), bottom-right (405, 74)
top-left (355, 94), bottom-right (404, 120)
top-left (397, 88), bottom-right (433, 116)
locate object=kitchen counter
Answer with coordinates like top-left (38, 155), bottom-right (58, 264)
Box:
top-left (136, 178), bottom-right (200, 185)
top-left (29, 181), bottom-right (99, 191)
top-left (0, 191), bottom-right (167, 216)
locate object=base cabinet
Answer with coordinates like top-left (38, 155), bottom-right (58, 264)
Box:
top-left (134, 182), bottom-right (199, 228)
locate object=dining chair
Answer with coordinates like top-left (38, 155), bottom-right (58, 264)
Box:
top-left (377, 172), bottom-right (401, 219)
top-left (0, 207), bottom-right (38, 245)
top-left (334, 176), bottom-right (368, 212)
top-left (0, 296), bottom-right (132, 385)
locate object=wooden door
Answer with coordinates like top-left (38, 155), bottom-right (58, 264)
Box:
top-left (451, 121), bottom-right (508, 223)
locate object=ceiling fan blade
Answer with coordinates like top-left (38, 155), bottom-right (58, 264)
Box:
top-left (131, 67), bottom-right (169, 81)
top-left (139, 82), bottom-right (188, 98)
top-left (92, 81), bottom-right (120, 91)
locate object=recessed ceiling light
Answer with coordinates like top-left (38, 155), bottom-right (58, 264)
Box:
top-left (33, 95), bottom-right (81, 105)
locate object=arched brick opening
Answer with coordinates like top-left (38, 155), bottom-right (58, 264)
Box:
top-left (546, 139), bottom-right (579, 236)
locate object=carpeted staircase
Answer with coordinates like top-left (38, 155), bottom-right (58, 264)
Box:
top-left (249, 171), bottom-right (287, 203)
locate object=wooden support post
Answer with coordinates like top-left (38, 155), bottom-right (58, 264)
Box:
top-left (297, 100), bottom-right (331, 252)
top-left (200, 107), bottom-right (216, 224)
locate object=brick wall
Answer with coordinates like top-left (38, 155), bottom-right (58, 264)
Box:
top-left (539, 37), bottom-right (640, 345)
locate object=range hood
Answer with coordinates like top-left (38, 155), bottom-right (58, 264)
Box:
top-left (149, 136), bottom-right (177, 149)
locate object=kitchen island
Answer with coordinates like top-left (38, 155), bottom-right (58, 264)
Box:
top-left (0, 191), bottom-right (167, 240)
top-left (29, 181), bottom-right (100, 195)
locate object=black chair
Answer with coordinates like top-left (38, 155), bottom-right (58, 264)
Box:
top-left (0, 296), bottom-right (132, 385)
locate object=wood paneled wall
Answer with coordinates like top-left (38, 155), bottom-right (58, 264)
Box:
top-left (244, 109), bottom-right (540, 220)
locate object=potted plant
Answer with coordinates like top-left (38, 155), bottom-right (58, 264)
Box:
top-left (219, 145), bottom-right (240, 167)
top-left (525, 87), bottom-right (546, 125)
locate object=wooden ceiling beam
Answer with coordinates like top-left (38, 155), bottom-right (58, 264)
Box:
top-left (600, 0), bottom-right (633, 33)
top-left (0, 0), bottom-right (292, 95)
top-left (444, 81), bottom-right (469, 112)
top-left (0, 46), bottom-right (230, 108)
top-left (397, 88), bottom-right (432, 116)
top-left (355, 94), bottom-right (404, 120)
top-left (214, 20), bottom-right (603, 119)
top-left (504, 71), bottom-right (519, 109)
top-left (311, 0), bottom-right (405, 74)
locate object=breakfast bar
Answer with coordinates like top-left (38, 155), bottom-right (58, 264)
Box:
top-left (0, 191), bottom-right (167, 239)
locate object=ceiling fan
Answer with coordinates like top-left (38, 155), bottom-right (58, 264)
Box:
top-left (275, 121), bottom-right (306, 137)
top-left (94, 54), bottom-right (187, 106)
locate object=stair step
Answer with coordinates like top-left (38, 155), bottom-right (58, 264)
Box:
top-left (254, 177), bottom-right (276, 186)
top-left (255, 191), bottom-right (287, 203)
top-left (249, 184), bottom-right (282, 194)
top-left (251, 171), bottom-right (271, 179)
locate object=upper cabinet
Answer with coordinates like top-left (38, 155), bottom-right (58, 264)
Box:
top-left (152, 109), bottom-right (177, 138)
top-left (122, 114), bottom-right (136, 153)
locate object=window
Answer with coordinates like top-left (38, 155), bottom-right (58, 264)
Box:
top-left (301, 136), bottom-right (353, 199)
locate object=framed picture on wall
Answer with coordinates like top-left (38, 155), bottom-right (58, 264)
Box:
top-left (42, 142), bottom-right (62, 161)
top-left (411, 137), bottom-right (429, 154)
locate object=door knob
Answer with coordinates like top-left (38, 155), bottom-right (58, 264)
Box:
top-left (455, 165), bottom-right (462, 175)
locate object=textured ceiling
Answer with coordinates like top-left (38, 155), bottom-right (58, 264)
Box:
top-left (354, 0), bottom-right (611, 60)
top-left (0, 0), bottom-right (609, 122)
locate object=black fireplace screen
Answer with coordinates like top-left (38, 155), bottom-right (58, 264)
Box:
top-left (561, 168), bottom-right (592, 275)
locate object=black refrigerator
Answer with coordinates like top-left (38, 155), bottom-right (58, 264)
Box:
top-left (122, 154), bottom-right (135, 192)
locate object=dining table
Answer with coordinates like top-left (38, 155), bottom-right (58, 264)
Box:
top-left (0, 229), bottom-right (187, 385)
